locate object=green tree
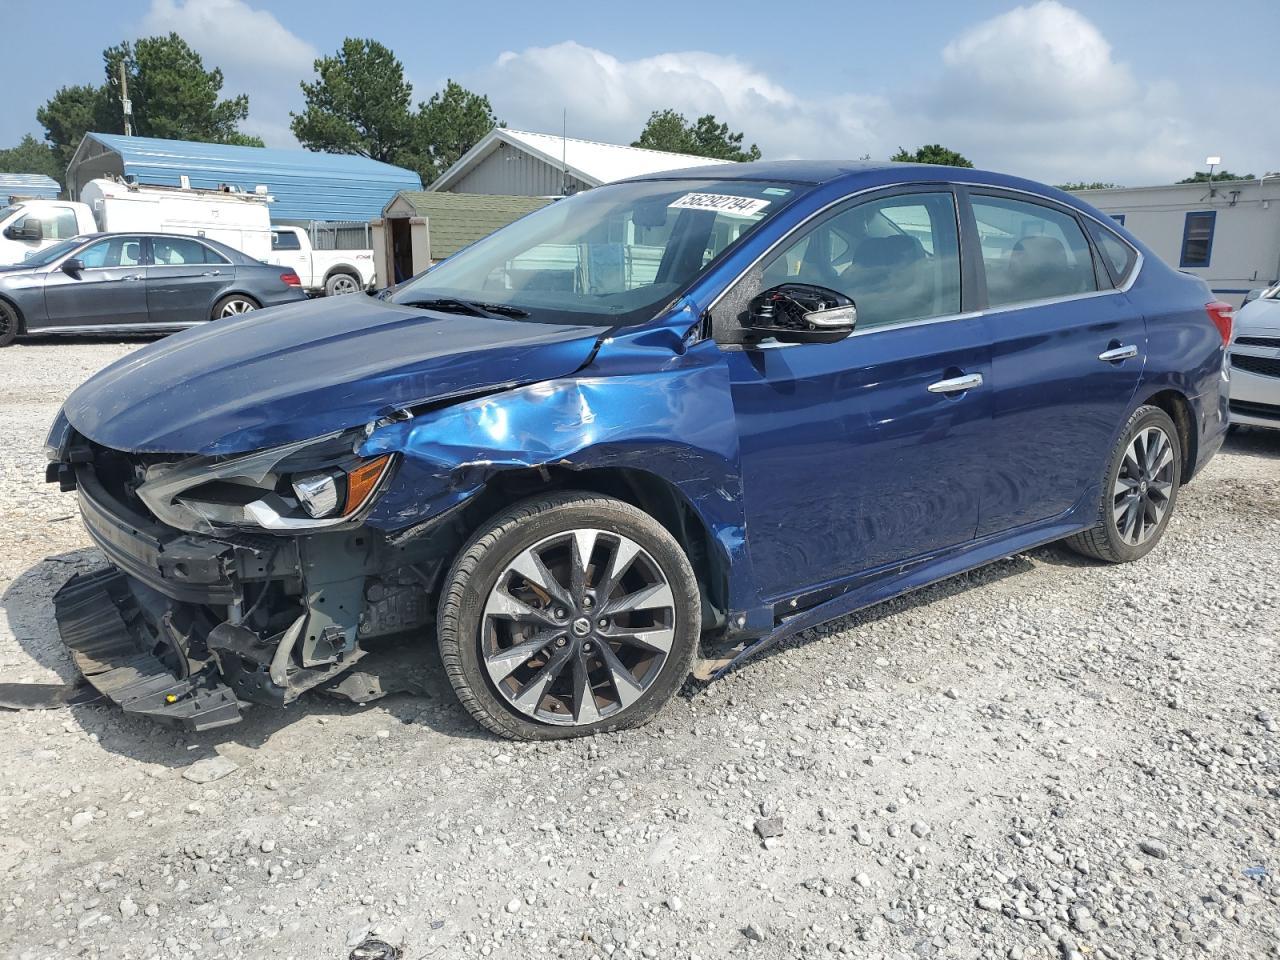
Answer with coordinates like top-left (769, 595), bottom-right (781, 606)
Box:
top-left (633, 109), bottom-right (761, 162)
top-left (0, 134), bottom-right (64, 186)
top-left (891, 144), bottom-right (973, 167)
top-left (415, 80), bottom-right (500, 182)
top-left (1177, 170), bottom-right (1253, 183)
top-left (1057, 181), bottom-right (1121, 191)
top-left (291, 39), bottom-right (416, 165)
top-left (37, 84), bottom-right (110, 171)
top-left (101, 34), bottom-right (262, 145)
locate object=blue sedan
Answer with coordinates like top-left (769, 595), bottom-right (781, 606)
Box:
top-left (46, 161), bottom-right (1231, 737)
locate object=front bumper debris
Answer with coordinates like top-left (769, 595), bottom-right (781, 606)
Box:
top-left (53, 568), bottom-right (243, 731)
top-left (46, 444), bottom-right (444, 730)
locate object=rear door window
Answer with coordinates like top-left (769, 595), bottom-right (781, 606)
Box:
top-left (272, 230), bottom-right (301, 251)
top-left (152, 237), bottom-right (226, 265)
top-left (971, 195), bottom-right (1098, 307)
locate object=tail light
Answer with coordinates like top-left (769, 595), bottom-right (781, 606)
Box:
top-left (1205, 301), bottom-right (1233, 344)
top-left (281, 271), bottom-right (301, 287)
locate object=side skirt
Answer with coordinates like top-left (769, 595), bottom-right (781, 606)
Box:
top-left (710, 517), bottom-right (1087, 679)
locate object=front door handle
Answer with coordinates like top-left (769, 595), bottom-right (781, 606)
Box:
top-left (927, 373), bottom-right (984, 394)
top-left (119, 274), bottom-right (144, 282)
top-left (201, 270), bottom-right (222, 277)
top-left (1098, 344), bottom-right (1139, 362)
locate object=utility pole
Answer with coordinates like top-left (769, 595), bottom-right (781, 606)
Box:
top-left (119, 61), bottom-right (133, 137)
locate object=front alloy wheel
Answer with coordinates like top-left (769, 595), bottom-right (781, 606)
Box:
top-left (439, 494), bottom-right (700, 739)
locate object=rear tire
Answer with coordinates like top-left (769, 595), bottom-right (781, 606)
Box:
top-left (0, 299), bottom-right (19, 347)
top-left (1065, 405), bottom-right (1182, 563)
top-left (324, 272), bottom-right (361, 296)
top-left (438, 492), bottom-right (701, 740)
top-left (211, 294), bottom-right (259, 320)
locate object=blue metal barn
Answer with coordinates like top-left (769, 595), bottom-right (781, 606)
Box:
top-left (1, 173), bottom-right (61, 201)
top-left (66, 133), bottom-right (422, 223)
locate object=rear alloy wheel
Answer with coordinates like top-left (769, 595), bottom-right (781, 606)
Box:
top-left (212, 295), bottom-right (259, 320)
top-left (0, 299), bottom-right (19, 347)
top-left (324, 273), bottom-right (360, 296)
top-left (1066, 405), bottom-right (1182, 563)
top-left (439, 493), bottom-right (700, 739)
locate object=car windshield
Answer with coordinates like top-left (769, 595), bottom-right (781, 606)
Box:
top-left (390, 178), bottom-right (802, 324)
top-left (15, 237), bottom-right (88, 268)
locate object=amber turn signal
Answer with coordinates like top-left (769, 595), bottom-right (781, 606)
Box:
top-left (342, 454), bottom-right (392, 516)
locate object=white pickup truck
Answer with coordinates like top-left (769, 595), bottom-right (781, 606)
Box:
top-left (265, 227), bottom-right (376, 296)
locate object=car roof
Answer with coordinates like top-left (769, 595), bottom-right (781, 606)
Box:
top-left (622, 158), bottom-right (1076, 198)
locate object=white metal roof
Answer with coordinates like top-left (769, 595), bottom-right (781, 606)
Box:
top-left (428, 128), bottom-right (731, 193)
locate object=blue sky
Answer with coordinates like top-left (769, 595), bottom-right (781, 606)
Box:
top-left (3, 0), bottom-right (1276, 185)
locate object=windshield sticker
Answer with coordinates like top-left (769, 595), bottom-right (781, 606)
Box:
top-left (668, 193), bottom-right (771, 218)
top-left (763, 187), bottom-right (791, 196)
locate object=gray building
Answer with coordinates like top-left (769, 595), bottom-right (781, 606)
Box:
top-left (429, 128), bottom-right (728, 197)
top-left (1072, 177), bottom-right (1280, 306)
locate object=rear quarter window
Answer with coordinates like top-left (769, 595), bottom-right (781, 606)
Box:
top-left (1086, 220), bottom-right (1138, 287)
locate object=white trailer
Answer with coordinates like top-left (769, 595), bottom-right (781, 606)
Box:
top-left (79, 178), bottom-right (274, 261)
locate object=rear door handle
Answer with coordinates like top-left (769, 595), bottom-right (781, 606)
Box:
top-left (928, 373), bottom-right (984, 394)
top-left (120, 274), bottom-right (144, 282)
top-left (201, 270), bottom-right (222, 277)
top-left (1098, 345), bottom-right (1139, 362)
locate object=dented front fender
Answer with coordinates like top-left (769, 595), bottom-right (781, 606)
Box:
top-left (357, 322), bottom-right (755, 610)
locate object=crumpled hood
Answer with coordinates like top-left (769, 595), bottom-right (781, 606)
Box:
top-left (63, 295), bottom-right (608, 454)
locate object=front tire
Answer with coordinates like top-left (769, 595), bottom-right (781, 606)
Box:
top-left (438, 493), bottom-right (701, 740)
top-left (0, 299), bottom-right (19, 347)
top-left (1066, 405), bottom-right (1182, 563)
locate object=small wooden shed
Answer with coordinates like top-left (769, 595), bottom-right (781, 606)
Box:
top-left (371, 191), bottom-right (552, 286)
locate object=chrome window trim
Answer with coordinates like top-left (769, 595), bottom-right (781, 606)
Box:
top-left (27, 321), bottom-right (203, 334)
top-left (705, 179), bottom-right (1145, 339)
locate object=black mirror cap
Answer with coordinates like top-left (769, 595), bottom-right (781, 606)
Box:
top-left (61, 258), bottom-right (84, 276)
top-left (746, 283), bottom-right (857, 344)
top-left (4, 223), bottom-right (41, 242)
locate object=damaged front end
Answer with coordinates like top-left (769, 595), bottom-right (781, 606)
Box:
top-left (46, 421), bottom-right (441, 731)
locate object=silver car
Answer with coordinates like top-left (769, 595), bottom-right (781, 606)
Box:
top-left (1230, 284), bottom-right (1280, 429)
top-left (0, 232), bottom-right (308, 347)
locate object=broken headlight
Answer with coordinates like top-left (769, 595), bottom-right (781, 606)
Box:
top-left (135, 430), bottom-right (396, 534)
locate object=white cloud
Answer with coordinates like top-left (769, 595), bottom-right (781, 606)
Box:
top-left (142, 0), bottom-right (316, 79)
top-left (477, 41), bottom-right (889, 161)
top-left (926, 1), bottom-right (1192, 183)
top-left (470, 4), bottom-right (1244, 186)
top-left (140, 0), bottom-right (317, 146)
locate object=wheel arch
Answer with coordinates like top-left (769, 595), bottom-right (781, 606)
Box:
top-left (1141, 387), bottom-right (1196, 480)
top-left (444, 465), bottom-right (730, 634)
top-left (322, 265), bottom-right (361, 287)
top-left (210, 290), bottom-right (262, 317)
top-left (0, 293), bottom-right (26, 333)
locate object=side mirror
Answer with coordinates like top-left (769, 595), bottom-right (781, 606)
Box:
top-left (746, 283), bottom-right (857, 344)
top-left (61, 258), bottom-right (84, 276)
top-left (4, 221), bottom-right (42, 242)
top-left (1242, 288), bottom-right (1264, 305)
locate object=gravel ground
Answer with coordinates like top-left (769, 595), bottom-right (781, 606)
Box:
top-left (1, 337), bottom-right (1278, 960)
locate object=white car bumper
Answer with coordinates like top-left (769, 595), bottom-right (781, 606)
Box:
top-left (1228, 341), bottom-right (1280, 429)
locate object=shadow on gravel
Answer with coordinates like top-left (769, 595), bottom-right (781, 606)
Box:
top-left (721, 553), bottom-right (1039, 675)
top-left (14, 333), bottom-right (163, 348)
top-left (1224, 425), bottom-right (1280, 459)
top-left (2, 550), bottom-right (493, 769)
